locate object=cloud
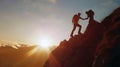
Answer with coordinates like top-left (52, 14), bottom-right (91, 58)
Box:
top-left (0, 40), bottom-right (21, 49)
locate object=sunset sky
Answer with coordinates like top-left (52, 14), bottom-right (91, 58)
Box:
top-left (0, 0), bottom-right (120, 45)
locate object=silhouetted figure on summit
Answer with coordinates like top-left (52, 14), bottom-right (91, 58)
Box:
top-left (85, 10), bottom-right (99, 28)
top-left (84, 9), bottom-right (101, 35)
top-left (70, 13), bottom-right (86, 37)
top-left (86, 10), bottom-right (97, 23)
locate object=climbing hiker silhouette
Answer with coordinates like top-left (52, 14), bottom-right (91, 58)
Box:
top-left (70, 13), bottom-right (86, 37)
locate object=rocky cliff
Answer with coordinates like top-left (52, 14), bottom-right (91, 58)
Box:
top-left (44, 7), bottom-right (120, 67)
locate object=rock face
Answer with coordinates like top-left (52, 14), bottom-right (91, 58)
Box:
top-left (44, 7), bottom-right (120, 67)
top-left (93, 7), bottom-right (120, 67)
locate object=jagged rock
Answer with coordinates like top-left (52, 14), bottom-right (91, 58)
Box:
top-left (102, 7), bottom-right (120, 31)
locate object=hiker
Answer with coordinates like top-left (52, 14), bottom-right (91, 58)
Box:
top-left (70, 13), bottom-right (86, 37)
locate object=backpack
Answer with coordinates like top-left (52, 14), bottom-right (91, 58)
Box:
top-left (72, 14), bottom-right (78, 23)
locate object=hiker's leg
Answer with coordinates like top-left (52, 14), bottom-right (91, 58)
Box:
top-left (77, 24), bottom-right (82, 34)
top-left (70, 24), bottom-right (76, 37)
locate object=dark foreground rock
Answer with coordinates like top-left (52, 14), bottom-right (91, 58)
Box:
top-left (93, 7), bottom-right (120, 67)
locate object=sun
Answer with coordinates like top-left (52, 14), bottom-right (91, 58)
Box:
top-left (40, 38), bottom-right (51, 48)
top-left (36, 37), bottom-right (53, 49)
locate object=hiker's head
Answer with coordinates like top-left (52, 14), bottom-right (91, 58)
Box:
top-left (78, 13), bottom-right (81, 16)
top-left (86, 9), bottom-right (94, 16)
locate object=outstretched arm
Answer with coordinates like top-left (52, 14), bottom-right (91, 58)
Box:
top-left (84, 15), bottom-right (89, 20)
top-left (84, 17), bottom-right (88, 20)
top-left (79, 17), bottom-right (87, 20)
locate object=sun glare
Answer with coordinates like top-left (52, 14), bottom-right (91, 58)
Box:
top-left (36, 37), bottom-right (53, 49)
top-left (40, 38), bottom-right (51, 48)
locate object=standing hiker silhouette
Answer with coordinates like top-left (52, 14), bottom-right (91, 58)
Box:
top-left (85, 10), bottom-right (100, 33)
top-left (70, 13), bottom-right (86, 37)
